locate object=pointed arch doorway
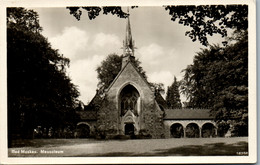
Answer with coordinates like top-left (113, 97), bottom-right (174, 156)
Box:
top-left (125, 123), bottom-right (134, 136)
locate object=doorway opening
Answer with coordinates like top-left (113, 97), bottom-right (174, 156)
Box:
top-left (125, 123), bottom-right (134, 136)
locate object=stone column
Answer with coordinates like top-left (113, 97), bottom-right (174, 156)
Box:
top-left (215, 128), bottom-right (218, 137)
top-left (183, 128), bottom-right (186, 138)
top-left (199, 127), bottom-right (202, 138)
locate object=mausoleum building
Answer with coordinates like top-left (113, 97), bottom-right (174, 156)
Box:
top-left (77, 12), bottom-right (217, 139)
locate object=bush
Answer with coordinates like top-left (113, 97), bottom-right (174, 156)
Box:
top-left (217, 121), bottom-right (230, 137)
top-left (106, 134), bottom-right (130, 140)
top-left (131, 134), bottom-right (152, 139)
top-left (231, 122), bottom-right (248, 137)
top-left (132, 129), bottom-right (152, 139)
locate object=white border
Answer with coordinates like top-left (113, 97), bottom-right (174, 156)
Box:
top-left (0, 0), bottom-right (257, 164)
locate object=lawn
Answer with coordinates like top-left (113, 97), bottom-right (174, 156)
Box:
top-left (8, 137), bottom-right (248, 157)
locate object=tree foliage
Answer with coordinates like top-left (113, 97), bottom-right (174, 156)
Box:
top-left (67, 5), bottom-right (247, 46)
top-left (149, 83), bottom-right (165, 96)
top-left (7, 8), bottom-right (43, 33)
top-left (166, 76), bottom-right (182, 109)
top-left (165, 5), bottom-right (248, 46)
top-left (7, 8), bottom-right (80, 141)
top-left (180, 31), bottom-right (248, 136)
top-left (96, 54), bottom-right (147, 95)
top-left (67, 6), bottom-right (137, 20)
top-left (96, 54), bottom-right (122, 94)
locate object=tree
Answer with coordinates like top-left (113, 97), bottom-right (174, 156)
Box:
top-left (96, 53), bottom-right (147, 95)
top-left (67, 6), bottom-right (131, 20)
top-left (165, 5), bottom-right (248, 46)
top-left (67, 5), bottom-right (248, 46)
top-left (149, 83), bottom-right (165, 96)
top-left (7, 8), bottom-right (80, 143)
top-left (166, 76), bottom-right (182, 109)
top-left (180, 31), bottom-right (248, 136)
top-left (7, 7), bottom-right (43, 33)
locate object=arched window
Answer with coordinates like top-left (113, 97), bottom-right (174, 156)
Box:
top-left (120, 85), bottom-right (140, 116)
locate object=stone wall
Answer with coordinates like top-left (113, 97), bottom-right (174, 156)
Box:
top-left (141, 99), bottom-right (164, 138)
top-left (96, 62), bottom-right (165, 138)
top-left (97, 98), bottom-right (118, 135)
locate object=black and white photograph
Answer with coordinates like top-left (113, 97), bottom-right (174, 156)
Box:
top-left (0, 0), bottom-right (257, 164)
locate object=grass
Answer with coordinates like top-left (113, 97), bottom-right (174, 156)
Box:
top-left (73, 141), bottom-right (248, 156)
top-left (10, 138), bottom-right (98, 148)
top-left (8, 137), bottom-right (248, 157)
top-left (145, 141), bottom-right (248, 156)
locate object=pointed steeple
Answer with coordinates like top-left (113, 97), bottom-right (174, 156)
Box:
top-left (123, 7), bottom-right (135, 57)
top-left (122, 7), bottom-right (135, 69)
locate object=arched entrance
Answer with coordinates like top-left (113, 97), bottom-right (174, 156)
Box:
top-left (125, 123), bottom-right (134, 135)
top-left (120, 84), bottom-right (140, 116)
top-left (202, 123), bottom-right (216, 138)
top-left (170, 123), bottom-right (184, 138)
top-left (185, 123), bottom-right (200, 138)
top-left (77, 124), bottom-right (90, 138)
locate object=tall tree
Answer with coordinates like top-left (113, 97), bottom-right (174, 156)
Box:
top-left (96, 53), bottom-right (147, 95)
top-left (7, 8), bottom-right (80, 142)
top-left (67, 5), bottom-right (247, 46)
top-left (166, 76), bottom-right (182, 109)
top-left (180, 31), bottom-right (248, 136)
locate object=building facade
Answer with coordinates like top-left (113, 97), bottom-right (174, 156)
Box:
top-left (77, 12), bottom-right (217, 139)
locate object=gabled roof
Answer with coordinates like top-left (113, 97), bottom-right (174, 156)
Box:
top-left (84, 91), bottom-right (102, 111)
top-left (76, 110), bottom-right (97, 120)
top-left (164, 109), bottom-right (213, 120)
top-left (155, 94), bottom-right (167, 109)
top-left (106, 60), bottom-right (153, 93)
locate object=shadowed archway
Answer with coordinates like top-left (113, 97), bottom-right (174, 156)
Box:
top-left (170, 123), bottom-right (184, 138)
top-left (202, 123), bottom-right (216, 138)
top-left (185, 123), bottom-right (200, 138)
top-left (125, 123), bottom-right (134, 135)
top-left (77, 124), bottom-right (90, 138)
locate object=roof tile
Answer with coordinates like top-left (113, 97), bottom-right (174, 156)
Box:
top-left (164, 109), bottom-right (214, 120)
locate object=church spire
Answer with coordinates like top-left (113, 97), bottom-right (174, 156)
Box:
top-left (121, 7), bottom-right (136, 69)
top-left (123, 7), bottom-right (135, 57)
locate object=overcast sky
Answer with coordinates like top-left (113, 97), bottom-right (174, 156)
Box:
top-left (30, 7), bottom-right (226, 104)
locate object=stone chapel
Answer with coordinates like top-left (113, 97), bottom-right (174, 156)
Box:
top-left (77, 11), bottom-right (217, 139)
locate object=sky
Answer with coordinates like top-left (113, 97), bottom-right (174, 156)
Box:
top-left (30, 7), bottom-right (226, 104)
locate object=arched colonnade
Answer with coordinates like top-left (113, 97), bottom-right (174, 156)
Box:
top-left (166, 120), bottom-right (217, 138)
